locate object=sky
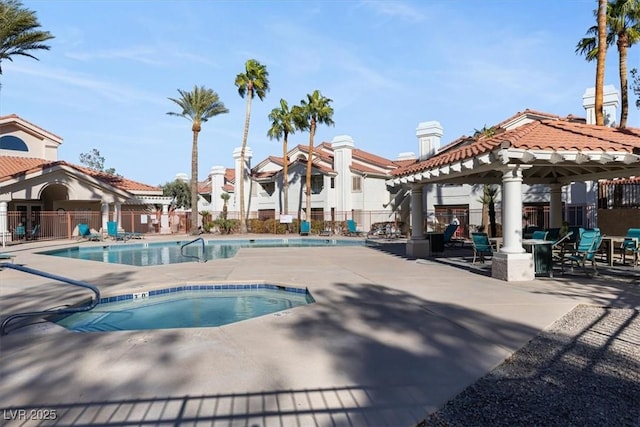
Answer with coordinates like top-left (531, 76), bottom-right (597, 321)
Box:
top-left (4, 0), bottom-right (640, 187)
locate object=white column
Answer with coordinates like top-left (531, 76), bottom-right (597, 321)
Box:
top-left (500, 166), bottom-right (526, 254)
top-left (101, 202), bottom-right (110, 236)
top-left (0, 201), bottom-right (8, 247)
top-left (114, 202), bottom-right (122, 230)
top-left (549, 183), bottom-right (563, 228)
top-left (160, 203), bottom-right (170, 234)
top-left (491, 165), bottom-right (534, 281)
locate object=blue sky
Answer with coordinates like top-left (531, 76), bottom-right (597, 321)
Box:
top-left (4, 0), bottom-right (640, 186)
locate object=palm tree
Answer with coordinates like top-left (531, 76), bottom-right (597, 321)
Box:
top-left (576, 0), bottom-right (639, 127)
top-left (167, 85), bottom-right (228, 235)
top-left (473, 126), bottom-right (499, 237)
top-left (235, 59), bottom-right (270, 233)
top-left (296, 90), bottom-right (334, 221)
top-left (267, 99), bottom-right (298, 216)
top-left (0, 0), bottom-right (54, 91)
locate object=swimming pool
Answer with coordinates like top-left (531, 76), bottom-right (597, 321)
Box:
top-left (39, 238), bottom-right (366, 266)
top-left (54, 283), bottom-right (314, 332)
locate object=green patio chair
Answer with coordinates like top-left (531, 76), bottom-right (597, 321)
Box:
top-left (562, 230), bottom-right (603, 275)
top-left (471, 232), bottom-right (495, 264)
top-left (620, 228), bottom-right (640, 267)
top-left (78, 223), bottom-right (101, 241)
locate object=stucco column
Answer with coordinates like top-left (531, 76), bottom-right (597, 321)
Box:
top-left (114, 202), bottom-right (122, 229)
top-left (491, 165), bottom-right (534, 281)
top-left (160, 203), bottom-right (170, 234)
top-left (500, 166), bottom-right (526, 254)
top-left (0, 201), bottom-right (8, 247)
top-left (549, 183), bottom-right (563, 228)
top-left (410, 185), bottom-right (424, 240)
top-left (101, 202), bottom-right (110, 236)
top-left (406, 184), bottom-right (431, 258)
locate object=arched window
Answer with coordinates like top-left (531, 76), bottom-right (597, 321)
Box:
top-left (0, 135), bottom-right (28, 152)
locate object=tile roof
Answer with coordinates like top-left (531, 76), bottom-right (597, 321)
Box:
top-left (0, 156), bottom-right (160, 192)
top-left (392, 120), bottom-right (640, 177)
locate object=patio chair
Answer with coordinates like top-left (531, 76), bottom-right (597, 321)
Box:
top-left (620, 228), bottom-right (640, 267)
top-left (14, 225), bottom-right (25, 240)
top-left (562, 230), bottom-right (603, 275)
top-left (443, 223), bottom-right (464, 247)
top-left (471, 232), bottom-right (495, 264)
top-left (531, 230), bottom-right (548, 240)
top-left (299, 220), bottom-right (310, 236)
top-left (346, 220), bottom-right (364, 237)
top-left (551, 231), bottom-right (574, 262)
top-left (78, 223), bottom-right (101, 241)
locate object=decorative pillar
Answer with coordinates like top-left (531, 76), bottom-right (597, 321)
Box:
top-left (101, 202), bottom-right (110, 237)
top-left (491, 165), bottom-right (534, 281)
top-left (160, 203), bottom-right (170, 234)
top-left (0, 201), bottom-right (8, 247)
top-left (549, 183), bottom-right (563, 228)
top-left (114, 202), bottom-right (122, 230)
top-left (406, 184), bottom-right (431, 258)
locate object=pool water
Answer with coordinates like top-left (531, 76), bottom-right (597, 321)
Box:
top-left (55, 284), bottom-right (314, 332)
top-left (40, 238), bottom-right (365, 267)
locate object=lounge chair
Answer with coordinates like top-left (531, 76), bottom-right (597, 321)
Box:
top-left (299, 220), bottom-right (310, 236)
top-left (27, 224), bottom-right (39, 241)
top-left (443, 223), bottom-right (464, 247)
top-left (562, 230), bottom-right (603, 275)
top-left (620, 228), bottom-right (640, 267)
top-left (346, 220), bottom-right (364, 237)
top-left (471, 232), bottom-right (495, 264)
top-left (107, 221), bottom-right (131, 241)
top-left (78, 223), bottom-right (101, 241)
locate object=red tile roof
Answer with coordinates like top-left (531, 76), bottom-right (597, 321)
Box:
top-left (0, 156), bottom-right (160, 192)
top-left (393, 120), bottom-right (640, 177)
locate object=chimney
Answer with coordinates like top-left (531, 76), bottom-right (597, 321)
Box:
top-left (331, 135), bottom-right (354, 213)
top-left (416, 121), bottom-right (443, 160)
top-left (582, 85), bottom-right (620, 126)
top-left (209, 166), bottom-right (226, 212)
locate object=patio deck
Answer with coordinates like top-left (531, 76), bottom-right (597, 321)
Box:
top-left (0, 235), bottom-right (638, 426)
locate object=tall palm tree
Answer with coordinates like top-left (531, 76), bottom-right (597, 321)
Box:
top-left (234, 59), bottom-right (269, 233)
top-left (296, 90), bottom-right (334, 221)
top-left (576, 0), bottom-right (639, 127)
top-left (0, 0), bottom-right (54, 90)
top-left (167, 85), bottom-right (228, 234)
top-left (267, 98), bottom-right (298, 216)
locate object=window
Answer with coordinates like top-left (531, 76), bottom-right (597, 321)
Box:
top-left (352, 176), bottom-right (362, 192)
top-left (0, 135), bottom-right (28, 152)
top-left (311, 175), bottom-right (324, 194)
top-left (330, 177), bottom-right (335, 189)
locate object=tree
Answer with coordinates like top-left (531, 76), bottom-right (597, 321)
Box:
top-left (79, 148), bottom-right (117, 175)
top-left (0, 0), bottom-right (54, 87)
top-left (632, 67), bottom-right (640, 108)
top-left (267, 98), bottom-right (298, 216)
top-left (161, 179), bottom-right (190, 209)
top-left (235, 59), bottom-right (269, 233)
top-left (167, 85), bottom-right (228, 234)
top-left (576, 0), bottom-right (640, 127)
top-left (295, 90), bottom-right (334, 222)
top-left (473, 126), bottom-right (499, 237)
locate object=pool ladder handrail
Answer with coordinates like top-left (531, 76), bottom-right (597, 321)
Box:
top-left (180, 237), bottom-right (207, 263)
top-left (0, 263), bottom-right (101, 336)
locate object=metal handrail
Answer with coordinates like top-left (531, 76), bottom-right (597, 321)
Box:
top-left (0, 263), bottom-right (101, 336)
top-left (180, 237), bottom-right (207, 263)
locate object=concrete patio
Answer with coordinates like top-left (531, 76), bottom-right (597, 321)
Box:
top-left (0, 236), bottom-right (639, 426)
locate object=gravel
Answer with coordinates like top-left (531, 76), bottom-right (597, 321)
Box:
top-left (419, 305), bottom-right (640, 427)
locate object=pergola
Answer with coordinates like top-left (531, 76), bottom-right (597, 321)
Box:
top-left (388, 119), bottom-right (640, 281)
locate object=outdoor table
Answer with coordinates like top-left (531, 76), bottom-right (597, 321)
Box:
top-left (601, 235), bottom-right (634, 266)
top-left (522, 238), bottom-right (554, 277)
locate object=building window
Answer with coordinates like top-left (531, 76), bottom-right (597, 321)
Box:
top-left (0, 135), bottom-right (28, 152)
top-left (352, 176), bottom-right (362, 192)
top-left (311, 175), bottom-right (324, 194)
top-left (330, 177), bottom-right (335, 189)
